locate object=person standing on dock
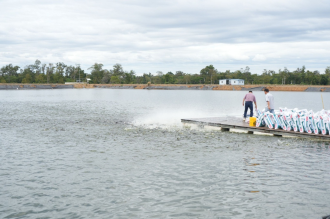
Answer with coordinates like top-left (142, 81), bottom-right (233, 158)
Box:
top-left (264, 88), bottom-right (274, 113)
top-left (242, 91), bottom-right (257, 121)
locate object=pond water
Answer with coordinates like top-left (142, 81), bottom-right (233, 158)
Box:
top-left (1, 89), bottom-right (330, 219)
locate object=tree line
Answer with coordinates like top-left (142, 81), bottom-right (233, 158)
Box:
top-left (1, 60), bottom-right (330, 85)
top-left (0, 60), bottom-right (86, 84)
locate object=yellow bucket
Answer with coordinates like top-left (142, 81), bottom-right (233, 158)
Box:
top-left (249, 117), bottom-right (257, 127)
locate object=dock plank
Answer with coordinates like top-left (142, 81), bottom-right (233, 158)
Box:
top-left (181, 117), bottom-right (330, 140)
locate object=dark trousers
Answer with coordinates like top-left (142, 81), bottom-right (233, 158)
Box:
top-left (244, 101), bottom-right (253, 118)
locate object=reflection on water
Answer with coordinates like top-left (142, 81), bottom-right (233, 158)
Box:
top-left (0, 89), bottom-right (330, 218)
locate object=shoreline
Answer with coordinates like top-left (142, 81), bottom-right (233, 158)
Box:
top-left (1, 83), bottom-right (330, 92)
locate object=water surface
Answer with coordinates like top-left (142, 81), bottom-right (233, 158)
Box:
top-left (1, 89), bottom-right (330, 218)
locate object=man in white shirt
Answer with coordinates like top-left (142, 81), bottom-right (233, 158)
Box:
top-left (264, 88), bottom-right (274, 113)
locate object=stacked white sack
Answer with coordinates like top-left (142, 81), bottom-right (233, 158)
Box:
top-left (255, 108), bottom-right (330, 135)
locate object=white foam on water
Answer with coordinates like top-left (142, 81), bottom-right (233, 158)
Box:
top-left (132, 109), bottom-right (240, 130)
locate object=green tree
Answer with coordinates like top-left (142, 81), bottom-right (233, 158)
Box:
top-left (35, 74), bottom-right (46, 83)
top-left (101, 69), bottom-right (111, 83)
top-left (0, 64), bottom-right (20, 83)
top-left (164, 72), bottom-right (174, 84)
top-left (200, 65), bottom-right (217, 84)
top-left (320, 74), bottom-right (328, 85)
top-left (124, 70), bottom-right (136, 84)
top-left (325, 67), bottom-right (330, 85)
top-left (183, 74), bottom-right (191, 84)
top-left (56, 62), bottom-right (67, 77)
top-left (46, 63), bottom-right (55, 83)
top-left (88, 63), bottom-right (104, 84)
top-left (22, 74), bottom-right (32, 83)
top-left (112, 63), bottom-right (124, 76)
top-left (27, 59), bottom-right (42, 75)
top-left (110, 76), bottom-right (120, 84)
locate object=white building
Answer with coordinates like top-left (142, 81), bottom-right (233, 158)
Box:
top-left (219, 79), bottom-right (244, 85)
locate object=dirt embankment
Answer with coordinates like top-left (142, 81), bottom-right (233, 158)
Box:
top-left (75, 84), bottom-right (330, 92)
top-left (0, 84), bottom-right (74, 89)
top-left (1, 83), bottom-right (330, 92)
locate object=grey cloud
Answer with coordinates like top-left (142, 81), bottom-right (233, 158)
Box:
top-left (1, 0), bottom-right (330, 74)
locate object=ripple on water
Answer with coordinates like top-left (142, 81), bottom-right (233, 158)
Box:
top-left (1, 91), bottom-right (330, 218)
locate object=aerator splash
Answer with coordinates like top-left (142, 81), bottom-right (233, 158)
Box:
top-left (255, 108), bottom-right (330, 135)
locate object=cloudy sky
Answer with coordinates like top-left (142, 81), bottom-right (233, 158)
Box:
top-left (1, 0), bottom-right (330, 75)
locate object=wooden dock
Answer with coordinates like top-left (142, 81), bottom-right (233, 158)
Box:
top-left (181, 117), bottom-right (330, 140)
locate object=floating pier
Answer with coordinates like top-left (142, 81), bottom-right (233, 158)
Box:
top-left (181, 117), bottom-right (330, 140)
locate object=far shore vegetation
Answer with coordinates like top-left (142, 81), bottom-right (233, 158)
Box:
top-left (1, 60), bottom-right (330, 85)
